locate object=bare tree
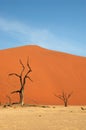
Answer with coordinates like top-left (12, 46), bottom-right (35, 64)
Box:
top-left (54, 91), bottom-right (73, 107)
top-left (9, 57), bottom-right (32, 106)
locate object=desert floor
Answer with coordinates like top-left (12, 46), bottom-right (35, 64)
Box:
top-left (0, 105), bottom-right (86, 130)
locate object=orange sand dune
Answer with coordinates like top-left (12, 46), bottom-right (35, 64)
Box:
top-left (0, 45), bottom-right (86, 105)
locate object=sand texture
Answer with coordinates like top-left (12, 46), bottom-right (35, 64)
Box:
top-left (0, 106), bottom-right (86, 130)
top-left (0, 45), bottom-right (86, 105)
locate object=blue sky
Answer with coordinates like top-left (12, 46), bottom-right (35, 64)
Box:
top-left (0, 0), bottom-right (86, 56)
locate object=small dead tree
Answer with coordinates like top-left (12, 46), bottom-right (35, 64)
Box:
top-left (9, 57), bottom-right (32, 106)
top-left (54, 91), bottom-right (73, 107)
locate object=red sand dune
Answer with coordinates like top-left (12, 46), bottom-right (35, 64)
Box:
top-left (0, 45), bottom-right (86, 105)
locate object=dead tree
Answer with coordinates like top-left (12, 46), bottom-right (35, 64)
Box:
top-left (54, 91), bottom-right (73, 107)
top-left (9, 58), bottom-right (32, 106)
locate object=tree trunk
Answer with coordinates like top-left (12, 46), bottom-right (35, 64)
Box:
top-left (64, 101), bottom-right (68, 107)
top-left (19, 88), bottom-right (24, 106)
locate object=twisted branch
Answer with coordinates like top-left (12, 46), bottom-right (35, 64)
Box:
top-left (19, 59), bottom-right (25, 76)
top-left (9, 73), bottom-right (20, 78)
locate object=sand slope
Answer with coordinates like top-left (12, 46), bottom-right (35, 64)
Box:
top-left (0, 45), bottom-right (86, 105)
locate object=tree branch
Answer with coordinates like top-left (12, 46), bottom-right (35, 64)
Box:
top-left (11, 90), bottom-right (20, 94)
top-left (54, 94), bottom-right (64, 101)
top-left (67, 92), bottom-right (73, 99)
top-left (9, 73), bottom-right (20, 78)
top-left (19, 59), bottom-right (25, 76)
top-left (25, 57), bottom-right (32, 77)
top-left (62, 91), bottom-right (66, 100)
top-left (25, 76), bottom-right (33, 82)
top-left (27, 57), bottom-right (32, 71)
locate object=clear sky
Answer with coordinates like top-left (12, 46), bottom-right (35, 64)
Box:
top-left (0, 0), bottom-right (86, 56)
